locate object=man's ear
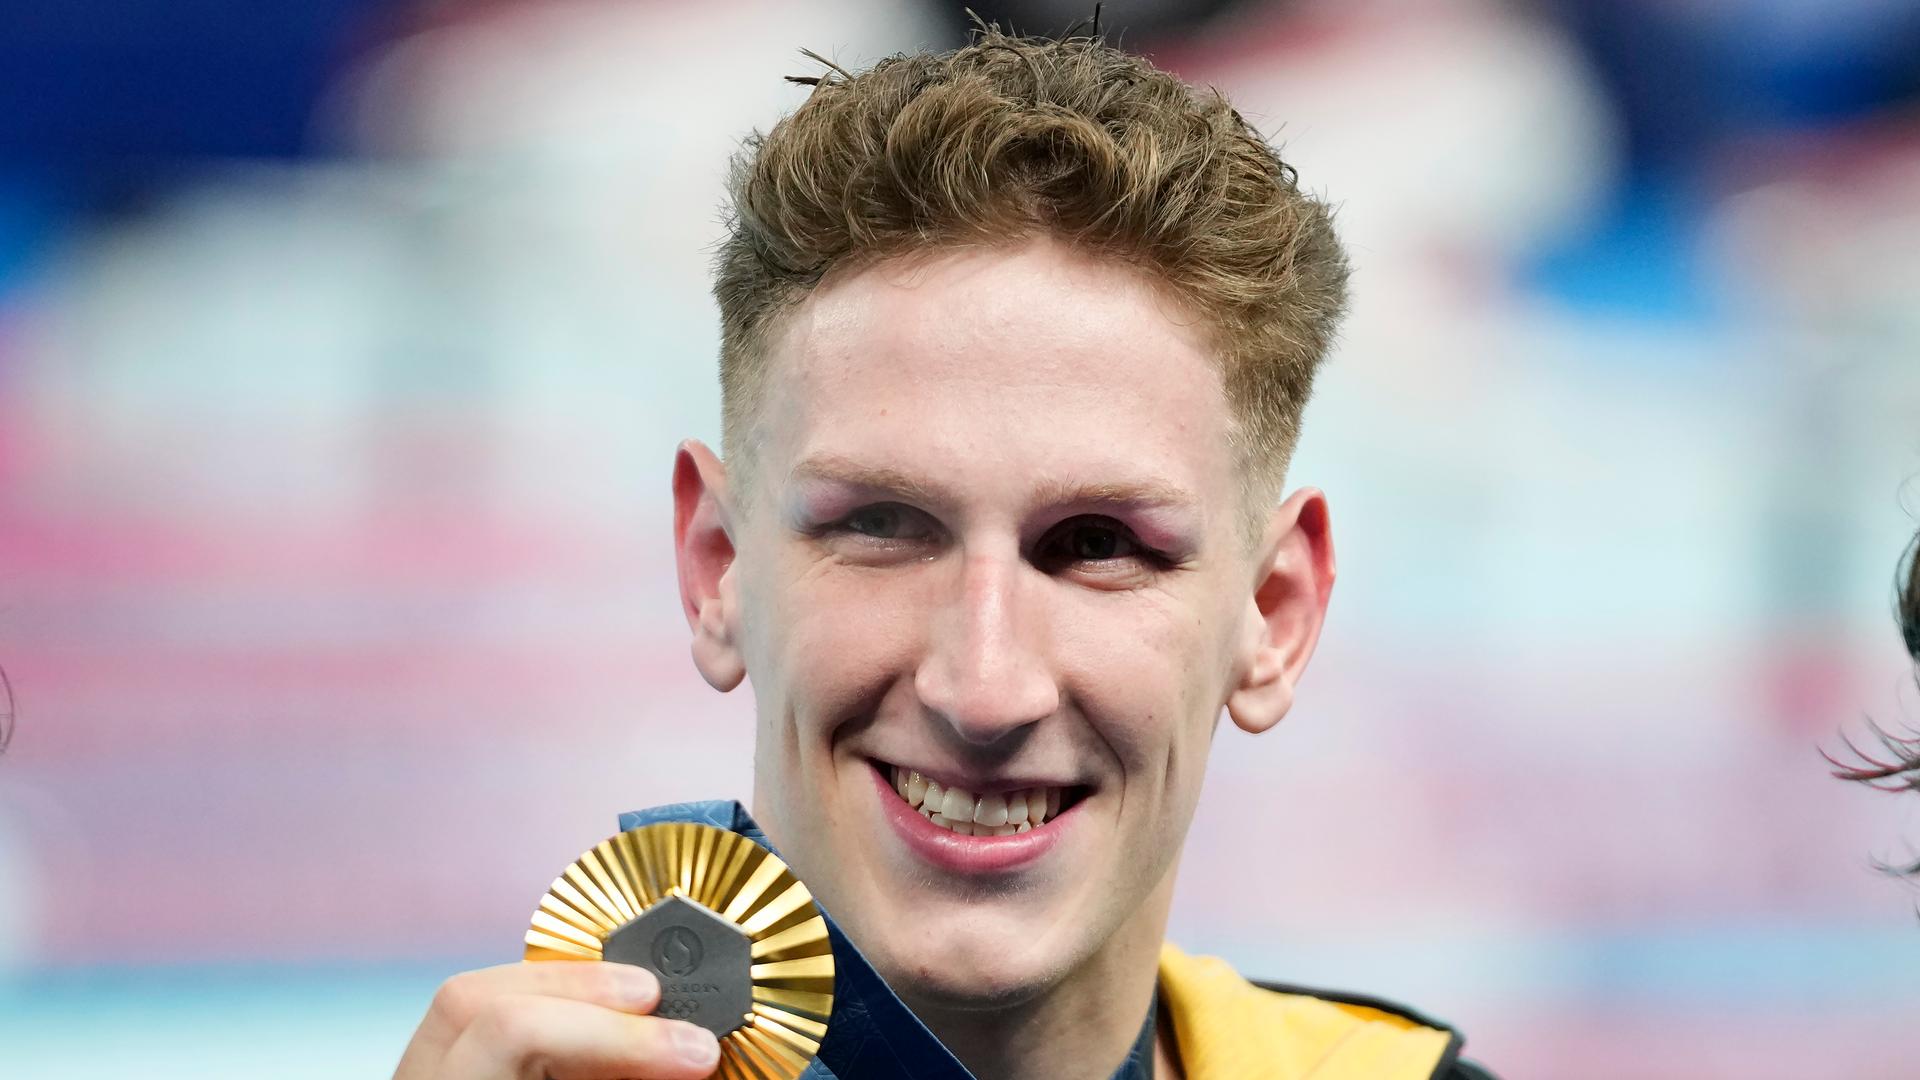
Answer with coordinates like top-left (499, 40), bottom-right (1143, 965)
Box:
top-left (673, 439), bottom-right (746, 692)
top-left (1225, 487), bottom-right (1335, 734)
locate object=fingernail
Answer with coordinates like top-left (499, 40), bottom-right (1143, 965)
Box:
top-left (620, 966), bottom-right (660, 1006)
top-left (674, 1023), bottom-right (720, 1067)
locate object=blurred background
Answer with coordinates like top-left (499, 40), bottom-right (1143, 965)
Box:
top-left (2, 0), bottom-right (1918, 1076)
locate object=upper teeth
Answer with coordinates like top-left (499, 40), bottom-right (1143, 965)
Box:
top-left (890, 766), bottom-right (1066, 836)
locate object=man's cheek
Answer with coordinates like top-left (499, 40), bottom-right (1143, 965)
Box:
top-left (789, 583), bottom-right (924, 681)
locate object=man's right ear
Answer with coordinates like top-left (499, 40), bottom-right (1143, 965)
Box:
top-left (673, 439), bottom-right (746, 692)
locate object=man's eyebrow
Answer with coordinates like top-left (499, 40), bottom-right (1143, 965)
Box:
top-left (1027, 475), bottom-right (1199, 513)
top-left (787, 454), bottom-right (1199, 515)
top-left (788, 455), bottom-right (948, 508)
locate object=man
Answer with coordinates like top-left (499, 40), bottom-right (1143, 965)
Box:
top-left (393, 23), bottom-right (1495, 1080)
top-left (1829, 532), bottom-right (1920, 859)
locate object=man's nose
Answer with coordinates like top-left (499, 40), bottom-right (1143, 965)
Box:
top-left (914, 551), bottom-right (1059, 745)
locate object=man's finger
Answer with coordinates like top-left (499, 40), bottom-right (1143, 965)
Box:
top-left (437, 993), bottom-right (723, 1080)
top-left (432, 962), bottom-right (662, 1025)
top-left (394, 961), bottom-right (662, 1077)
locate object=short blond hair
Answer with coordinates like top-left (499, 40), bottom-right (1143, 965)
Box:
top-left (713, 23), bottom-right (1349, 522)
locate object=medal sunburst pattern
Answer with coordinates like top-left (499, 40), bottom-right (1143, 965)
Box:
top-left (525, 822), bottom-right (835, 1080)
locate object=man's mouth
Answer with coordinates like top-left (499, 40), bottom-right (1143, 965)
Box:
top-left (875, 762), bottom-right (1084, 836)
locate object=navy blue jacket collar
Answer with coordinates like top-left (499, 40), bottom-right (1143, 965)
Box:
top-left (618, 800), bottom-right (1155, 1080)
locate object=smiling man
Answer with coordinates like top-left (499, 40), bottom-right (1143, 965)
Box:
top-left (394, 24), bottom-right (1493, 1080)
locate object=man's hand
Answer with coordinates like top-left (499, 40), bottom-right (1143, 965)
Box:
top-left (392, 961), bottom-right (722, 1080)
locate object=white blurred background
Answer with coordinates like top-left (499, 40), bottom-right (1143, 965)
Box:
top-left (1, 1), bottom-right (1918, 1076)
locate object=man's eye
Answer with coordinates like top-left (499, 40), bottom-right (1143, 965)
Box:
top-left (1048, 519), bottom-right (1140, 562)
top-left (841, 504), bottom-right (925, 540)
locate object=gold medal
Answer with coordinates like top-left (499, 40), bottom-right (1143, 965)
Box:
top-left (525, 822), bottom-right (834, 1079)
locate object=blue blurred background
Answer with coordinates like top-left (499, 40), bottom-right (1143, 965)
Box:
top-left (2, 1), bottom-right (1919, 1076)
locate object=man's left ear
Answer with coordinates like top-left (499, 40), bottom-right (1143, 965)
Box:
top-left (1225, 487), bottom-right (1335, 734)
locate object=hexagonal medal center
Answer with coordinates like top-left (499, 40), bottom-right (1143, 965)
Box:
top-left (604, 895), bottom-right (753, 1036)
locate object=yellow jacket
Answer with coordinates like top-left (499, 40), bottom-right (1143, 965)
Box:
top-left (1158, 944), bottom-right (1492, 1080)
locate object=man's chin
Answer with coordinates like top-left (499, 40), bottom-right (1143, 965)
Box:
top-left (869, 929), bottom-right (1073, 1012)
top-left (890, 960), bottom-right (1056, 1012)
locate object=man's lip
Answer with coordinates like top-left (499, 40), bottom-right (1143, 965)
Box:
top-left (866, 757), bottom-right (1082, 796)
top-left (868, 763), bottom-right (1074, 874)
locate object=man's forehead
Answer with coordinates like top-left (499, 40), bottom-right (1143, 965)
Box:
top-left (776, 240), bottom-right (1219, 381)
top-left (740, 241), bottom-right (1247, 529)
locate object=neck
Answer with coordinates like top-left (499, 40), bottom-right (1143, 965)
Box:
top-left (905, 875), bottom-right (1177, 1080)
